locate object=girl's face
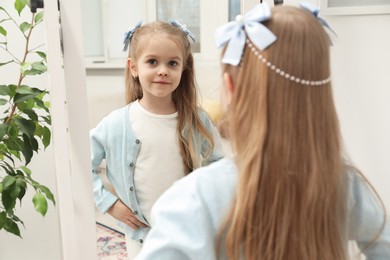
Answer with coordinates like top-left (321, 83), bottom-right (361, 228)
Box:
top-left (129, 35), bottom-right (184, 103)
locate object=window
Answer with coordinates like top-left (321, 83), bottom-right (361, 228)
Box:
top-left (156, 0), bottom-right (201, 52)
top-left (80, 0), bottom-right (230, 68)
top-left (321, 0), bottom-right (390, 15)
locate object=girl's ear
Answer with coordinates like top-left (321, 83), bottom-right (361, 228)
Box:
top-left (128, 58), bottom-right (138, 77)
top-left (223, 72), bottom-right (235, 106)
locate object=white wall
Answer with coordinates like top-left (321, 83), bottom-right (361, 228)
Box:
top-left (327, 13), bottom-right (390, 208)
top-left (0, 2), bottom-right (61, 259)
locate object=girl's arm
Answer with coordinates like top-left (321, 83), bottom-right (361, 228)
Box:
top-left (199, 110), bottom-right (226, 165)
top-left (348, 171), bottom-right (390, 258)
top-left (135, 172), bottom-right (217, 260)
top-left (90, 125), bottom-right (118, 213)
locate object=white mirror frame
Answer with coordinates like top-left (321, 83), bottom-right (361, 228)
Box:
top-left (44, 0), bottom-right (96, 259)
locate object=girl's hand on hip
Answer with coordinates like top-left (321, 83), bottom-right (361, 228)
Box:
top-left (107, 199), bottom-right (148, 230)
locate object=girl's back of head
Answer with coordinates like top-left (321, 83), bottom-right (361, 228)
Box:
top-left (219, 5), bottom-right (348, 260)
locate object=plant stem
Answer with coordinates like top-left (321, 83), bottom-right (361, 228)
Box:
top-left (29, 43), bottom-right (45, 53)
top-left (0, 45), bottom-right (21, 63)
top-left (5, 14), bottom-right (35, 124)
top-left (2, 9), bottom-right (19, 32)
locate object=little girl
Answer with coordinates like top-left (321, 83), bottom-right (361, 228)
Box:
top-left (135, 3), bottom-right (390, 260)
top-left (90, 20), bottom-right (224, 259)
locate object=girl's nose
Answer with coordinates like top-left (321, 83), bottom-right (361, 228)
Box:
top-left (157, 67), bottom-right (169, 76)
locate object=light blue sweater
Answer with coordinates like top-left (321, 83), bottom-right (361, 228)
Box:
top-left (136, 157), bottom-right (390, 260)
top-left (90, 104), bottom-right (224, 243)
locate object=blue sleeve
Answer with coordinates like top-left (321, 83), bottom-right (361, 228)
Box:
top-left (90, 121), bottom-right (118, 213)
top-left (199, 110), bottom-right (225, 165)
top-left (348, 172), bottom-right (390, 259)
top-left (135, 176), bottom-right (217, 260)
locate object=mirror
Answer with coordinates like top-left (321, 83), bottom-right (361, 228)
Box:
top-left (79, 0), bottom-right (240, 258)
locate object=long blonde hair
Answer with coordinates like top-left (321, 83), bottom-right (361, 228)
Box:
top-left (124, 21), bottom-right (214, 172)
top-left (217, 6), bottom-right (384, 260)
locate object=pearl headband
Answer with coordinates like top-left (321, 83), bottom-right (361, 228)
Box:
top-left (216, 2), bottom-right (334, 86)
top-left (247, 40), bottom-right (332, 86)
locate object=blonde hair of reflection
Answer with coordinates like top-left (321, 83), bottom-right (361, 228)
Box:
top-left (123, 21), bottom-right (214, 172)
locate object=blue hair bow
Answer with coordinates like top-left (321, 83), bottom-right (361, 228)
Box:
top-left (215, 2), bottom-right (276, 66)
top-left (300, 2), bottom-right (336, 36)
top-left (123, 20), bottom-right (142, 52)
top-left (169, 19), bottom-right (195, 43)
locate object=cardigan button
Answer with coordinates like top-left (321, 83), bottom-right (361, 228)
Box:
top-left (139, 239), bottom-right (143, 244)
top-left (130, 186), bottom-right (134, 191)
top-left (130, 163), bottom-right (134, 167)
top-left (135, 139), bottom-right (140, 144)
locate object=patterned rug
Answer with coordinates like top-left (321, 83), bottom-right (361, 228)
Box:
top-left (96, 222), bottom-right (127, 259)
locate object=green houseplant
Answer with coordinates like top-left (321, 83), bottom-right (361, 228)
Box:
top-left (0, 0), bottom-right (55, 237)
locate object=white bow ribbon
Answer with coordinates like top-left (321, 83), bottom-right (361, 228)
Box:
top-left (215, 2), bottom-right (277, 66)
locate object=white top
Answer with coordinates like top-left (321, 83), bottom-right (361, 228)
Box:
top-left (129, 100), bottom-right (185, 222)
top-left (136, 157), bottom-right (390, 260)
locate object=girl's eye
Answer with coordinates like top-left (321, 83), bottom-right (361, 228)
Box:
top-left (168, 61), bottom-right (178, 67)
top-left (147, 59), bottom-right (157, 65)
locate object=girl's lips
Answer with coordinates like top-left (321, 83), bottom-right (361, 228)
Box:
top-left (153, 81), bottom-right (169, 84)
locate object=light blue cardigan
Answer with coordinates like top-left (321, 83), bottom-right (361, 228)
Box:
top-left (136, 157), bottom-right (390, 259)
top-left (90, 104), bottom-right (224, 243)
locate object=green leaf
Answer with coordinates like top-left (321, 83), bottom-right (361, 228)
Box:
top-left (14, 0), bottom-right (27, 16)
top-left (30, 63), bottom-right (47, 75)
top-left (3, 218), bottom-right (21, 237)
top-left (21, 62), bottom-right (31, 73)
top-left (1, 190), bottom-right (16, 211)
top-left (0, 85), bottom-right (10, 95)
top-left (13, 117), bottom-right (36, 139)
top-left (32, 62), bottom-right (47, 72)
top-left (16, 85), bottom-right (42, 95)
top-left (3, 137), bottom-right (23, 158)
top-left (11, 214), bottom-right (24, 225)
top-left (34, 11), bottom-right (44, 24)
top-left (14, 93), bottom-right (40, 103)
top-left (32, 193), bottom-right (48, 216)
top-left (7, 84), bottom-right (17, 97)
top-left (0, 123), bottom-right (9, 140)
top-left (21, 134), bottom-right (33, 164)
top-left (0, 212), bottom-right (6, 229)
top-left (36, 51), bottom-right (46, 59)
top-left (21, 62), bottom-right (47, 76)
top-left (42, 115), bottom-right (51, 124)
top-left (41, 126), bottom-right (51, 148)
top-left (20, 166), bottom-right (32, 175)
top-left (0, 98), bottom-right (8, 105)
top-left (35, 98), bottom-right (50, 113)
top-left (0, 26), bottom-right (6, 36)
top-left (9, 181), bottom-right (21, 201)
top-left (0, 158), bottom-right (16, 174)
top-left (15, 179), bottom-right (27, 202)
top-left (23, 108), bottom-right (39, 121)
top-left (2, 175), bottom-right (16, 190)
top-left (0, 85), bottom-right (7, 92)
top-left (19, 22), bottom-right (31, 33)
top-left (39, 185), bottom-right (55, 205)
top-left (30, 136), bottom-right (39, 152)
